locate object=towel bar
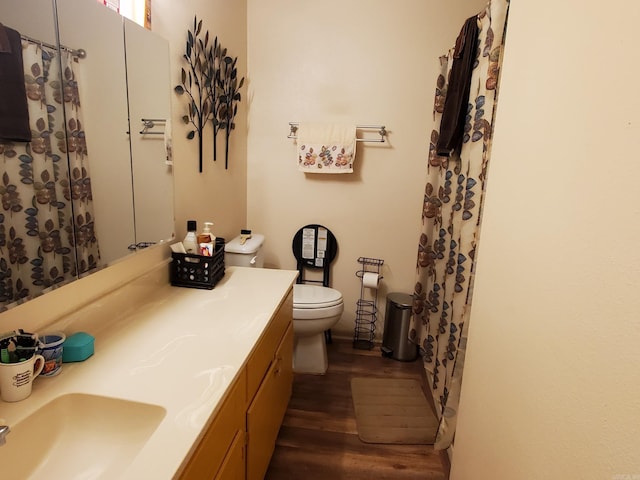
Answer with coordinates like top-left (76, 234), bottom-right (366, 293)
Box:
top-left (139, 118), bottom-right (166, 135)
top-left (288, 122), bottom-right (387, 143)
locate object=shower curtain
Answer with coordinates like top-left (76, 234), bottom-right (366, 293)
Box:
top-left (410, 0), bottom-right (509, 450)
top-left (60, 48), bottom-right (100, 276)
top-left (0, 41), bottom-right (99, 308)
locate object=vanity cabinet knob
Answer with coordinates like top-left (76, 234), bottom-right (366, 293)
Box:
top-left (274, 355), bottom-right (283, 376)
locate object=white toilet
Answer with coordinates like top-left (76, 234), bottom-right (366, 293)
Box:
top-left (292, 283), bottom-right (343, 374)
top-left (224, 233), bottom-right (265, 267)
top-left (225, 226), bottom-right (344, 375)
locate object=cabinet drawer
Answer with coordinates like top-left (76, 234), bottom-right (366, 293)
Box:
top-left (246, 288), bottom-right (293, 402)
top-left (178, 372), bottom-right (247, 480)
top-left (246, 323), bottom-right (294, 480)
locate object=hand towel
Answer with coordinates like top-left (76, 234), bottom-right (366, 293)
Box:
top-left (0, 23), bottom-right (31, 142)
top-left (297, 123), bottom-right (356, 174)
top-left (164, 117), bottom-right (173, 165)
top-left (436, 15), bottom-right (479, 157)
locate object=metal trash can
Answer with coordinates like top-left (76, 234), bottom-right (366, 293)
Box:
top-left (381, 292), bottom-right (418, 361)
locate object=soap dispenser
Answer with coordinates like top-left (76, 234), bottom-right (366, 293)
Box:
top-left (197, 222), bottom-right (216, 256)
top-left (183, 220), bottom-right (198, 254)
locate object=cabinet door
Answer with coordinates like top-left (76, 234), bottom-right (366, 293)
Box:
top-left (214, 430), bottom-right (245, 480)
top-left (246, 323), bottom-right (294, 480)
top-left (246, 290), bottom-right (293, 402)
top-left (178, 373), bottom-right (246, 480)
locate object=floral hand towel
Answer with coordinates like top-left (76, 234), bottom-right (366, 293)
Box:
top-left (297, 123), bottom-right (357, 173)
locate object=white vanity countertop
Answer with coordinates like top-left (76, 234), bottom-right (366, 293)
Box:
top-left (0, 266), bottom-right (298, 479)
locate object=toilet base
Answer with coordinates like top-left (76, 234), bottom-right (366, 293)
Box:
top-left (292, 332), bottom-right (328, 374)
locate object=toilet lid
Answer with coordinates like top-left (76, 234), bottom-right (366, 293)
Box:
top-left (293, 284), bottom-right (343, 309)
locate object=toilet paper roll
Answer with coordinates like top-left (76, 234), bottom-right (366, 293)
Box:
top-left (362, 272), bottom-right (380, 289)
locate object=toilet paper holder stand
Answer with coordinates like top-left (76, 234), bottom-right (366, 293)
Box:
top-left (353, 257), bottom-right (384, 350)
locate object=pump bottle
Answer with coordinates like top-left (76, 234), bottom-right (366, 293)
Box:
top-left (197, 222), bottom-right (216, 256)
top-left (183, 220), bottom-right (198, 254)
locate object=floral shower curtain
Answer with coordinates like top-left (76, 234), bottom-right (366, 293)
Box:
top-left (0, 41), bottom-right (99, 308)
top-left (60, 49), bottom-right (100, 276)
top-left (410, 0), bottom-right (509, 450)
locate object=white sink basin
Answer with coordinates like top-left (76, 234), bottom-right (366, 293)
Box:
top-left (0, 393), bottom-right (166, 479)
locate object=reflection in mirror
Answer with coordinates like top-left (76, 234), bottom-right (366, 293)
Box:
top-left (0, 0), bottom-right (83, 307)
top-left (0, 0), bottom-right (174, 311)
top-left (124, 18), bottom-right (174, 246)
top-left (56, 0), bottom-right (174, 257)
top-left (57, 0), bottom-right (135, 266)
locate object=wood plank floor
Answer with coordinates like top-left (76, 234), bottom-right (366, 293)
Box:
top-left (265, 339), bottom-right (449, 480)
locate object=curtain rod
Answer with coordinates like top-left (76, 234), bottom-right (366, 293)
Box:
top-left (20, 33), bottom-right (86, 59)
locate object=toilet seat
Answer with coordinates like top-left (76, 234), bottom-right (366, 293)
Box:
top-left (293, 284), bottom-right (344, 320)
top-left (293, 284), bottom-right (343, 309)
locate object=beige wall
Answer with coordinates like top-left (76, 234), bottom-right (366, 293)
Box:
top-left (153, 0), bottom-right (248, 243)
top-left (451, 1), bottom-right (640, 478)
top-left (246, 0), bottom-right (486, 339)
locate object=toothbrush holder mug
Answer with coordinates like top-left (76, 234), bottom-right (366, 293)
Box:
top-left (38, 332), bottom-right (66, 377)
top-left (0, 354), bottom-right (45, 402)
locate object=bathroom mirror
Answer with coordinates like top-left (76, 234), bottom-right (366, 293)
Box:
top-left (0, 0), bottom-right (174, 310)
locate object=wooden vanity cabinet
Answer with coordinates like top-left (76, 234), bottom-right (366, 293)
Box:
top-left (178, 288), bottom-right (294, 480)
top-left (246, 290), bottom-right (294, 480)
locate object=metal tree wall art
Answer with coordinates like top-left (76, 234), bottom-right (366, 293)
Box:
top-left (207, 36), bottom-right (223, 163)
top-left (217, 51), bottom-right (244, 169)
top-left (174, 16), bottom-right (213, 173)
top-left (207, 37), bottom-right (244, 169)
top-left (175, 18), bottom-right (245, 172)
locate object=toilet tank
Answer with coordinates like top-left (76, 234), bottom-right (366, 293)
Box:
top-left (224, 234), bottom-right (265, 268)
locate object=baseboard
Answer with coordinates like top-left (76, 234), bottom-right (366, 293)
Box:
top-left (331, 332), bottom-right (382, 345)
